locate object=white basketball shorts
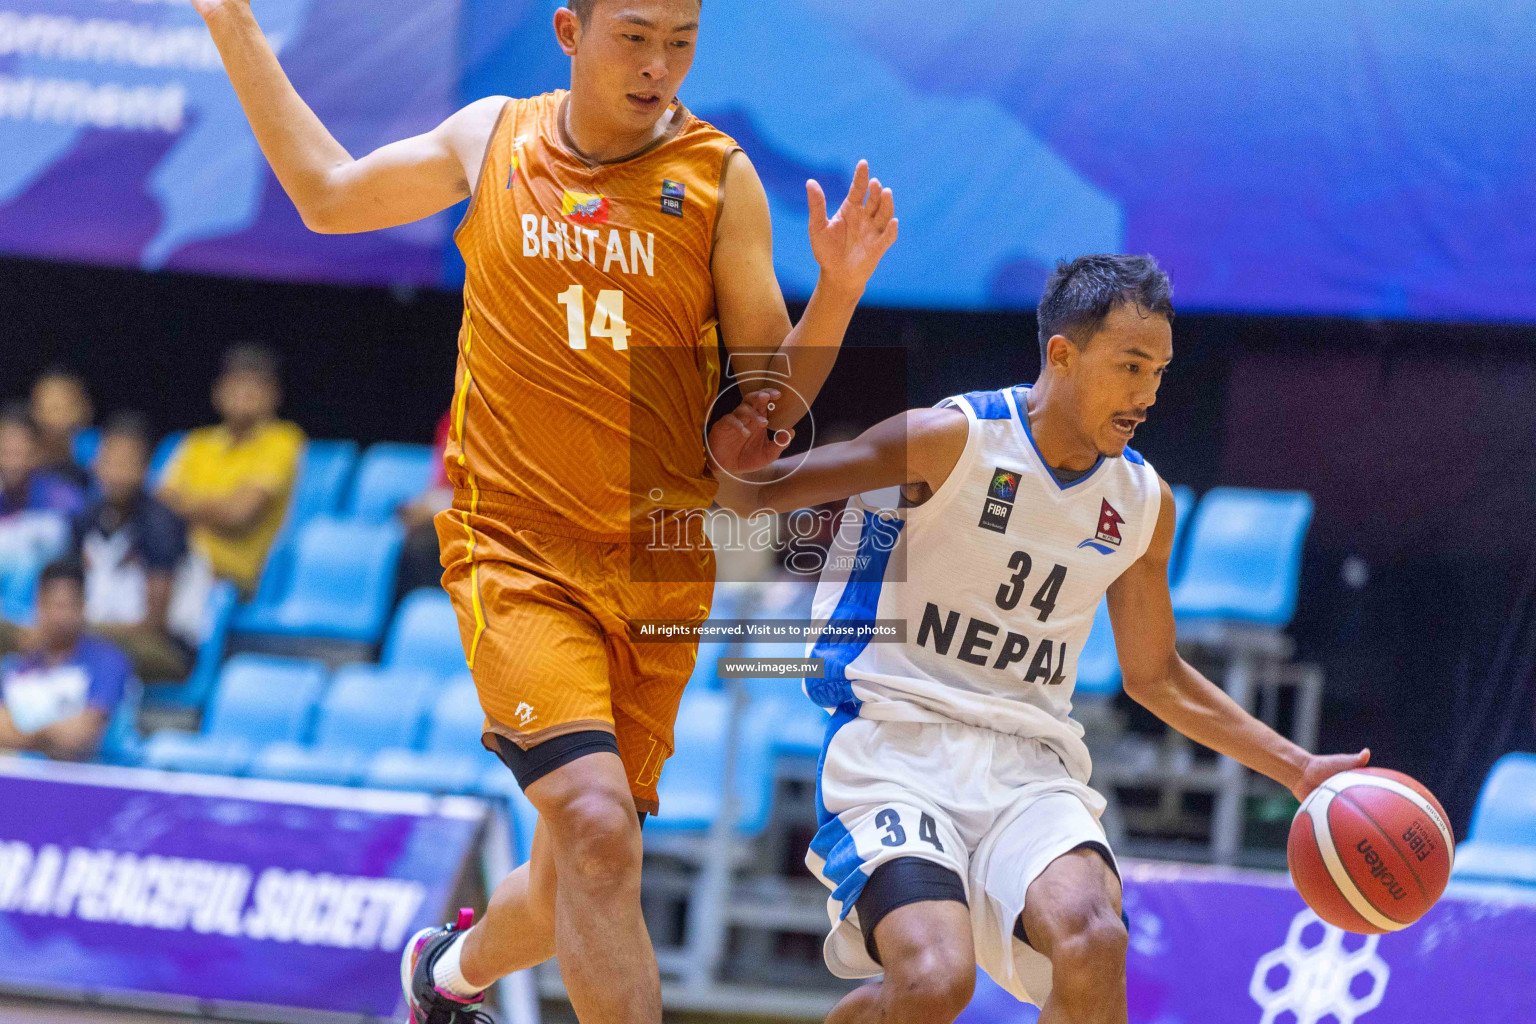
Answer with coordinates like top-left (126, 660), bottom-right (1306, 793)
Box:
top-left (805, 705), bottom-right (1117, 1005)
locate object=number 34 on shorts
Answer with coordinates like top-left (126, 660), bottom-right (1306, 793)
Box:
top-left (876, 807), bottom-right (949, 853)
top-left (813, 800), bottom-right (971, 907)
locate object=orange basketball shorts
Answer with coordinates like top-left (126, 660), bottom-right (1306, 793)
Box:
top-left (436, 498), bottom-right (715, 814)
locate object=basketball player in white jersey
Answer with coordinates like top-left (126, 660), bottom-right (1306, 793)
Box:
top-left (709, 255), bottom-right (1368, 1024)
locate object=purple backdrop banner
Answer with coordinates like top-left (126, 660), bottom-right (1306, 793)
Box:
top-left (0, 0), bottom-right (460, 287)
top-left (0, 758), bottom-right (484, 1020)
top-left (959, 861), bottom-right (1535, 1024)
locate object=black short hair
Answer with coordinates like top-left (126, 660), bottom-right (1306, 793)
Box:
top-left (102, 410), bottom-right (152, 449)
top-left (38, 556), bottom-right (86, 592)
top-left (35, 364), bottom-right (86, 388)
top-left (221, 344), bottom-right (280, 382)
top-left (567, 0), bottom-right (700, 26)
top-left (1037, 254), bottom-right (1174, 366)
top-left (0, 401), bottom-right (37, 436)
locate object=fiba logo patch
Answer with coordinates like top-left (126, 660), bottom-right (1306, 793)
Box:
top-left (661, 179), bottom-right (686, 217)
top-left (1077, 499), bottom-right (1124, 554)
top-left (979, 467), bottom-right (1021, 533)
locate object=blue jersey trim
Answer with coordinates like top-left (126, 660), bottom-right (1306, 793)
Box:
top-left (1123, 446), bottom-right (1145, 465)
top-left (813, 702), bottom-right (861, 824)
top-left (1012, 385), bottom-right (1106, 491)
top-left (960, 389), bottom-right (1012, 420)
top-left (811, 703), bottom-right (868, 919)
top-left (805, 512), bottom-right (904, 708)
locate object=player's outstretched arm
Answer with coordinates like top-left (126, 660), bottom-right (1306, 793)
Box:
top-left (712, 155), bottom-right (898, 437)
top-left (192, 0), bottom-right (503, 233)
top-left (708, 392), bottom-right (964, 516)
top-left (1107, 478), bottom-right (1368, 801)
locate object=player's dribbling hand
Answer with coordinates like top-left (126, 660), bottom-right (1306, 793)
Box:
top-left (807, 160), bottom-right (899, 295)
top-left (1290, 747), bottom-right (1370, 802)
top-left (708, 389), bottom-right (794, 477)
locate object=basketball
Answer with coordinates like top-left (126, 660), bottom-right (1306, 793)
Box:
top-left (1288, 768), bottom-right (1455, 933)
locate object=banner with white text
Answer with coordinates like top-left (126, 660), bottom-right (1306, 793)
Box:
top-left (0, 758), bottom-right (484, 1020)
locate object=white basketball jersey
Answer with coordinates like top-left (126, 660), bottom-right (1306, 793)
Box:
top-left (805, 385), bottom-right (1163, 782)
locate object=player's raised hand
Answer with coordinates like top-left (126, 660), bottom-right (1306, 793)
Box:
top-left (189, 0), bottom-right (246, 19)
top-left (1290, 748), bottom-right (1371, 802)
top-left (807, 160), bottom-right (899, 295)
top-left (708, 389), bottom-right (794, 478)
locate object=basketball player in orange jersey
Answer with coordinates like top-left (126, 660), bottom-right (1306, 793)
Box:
top-left (190, 1), bottom-right (898, 1022)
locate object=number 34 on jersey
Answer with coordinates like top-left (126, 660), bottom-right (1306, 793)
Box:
top-left (916, 547), bottom-right (1073, 687)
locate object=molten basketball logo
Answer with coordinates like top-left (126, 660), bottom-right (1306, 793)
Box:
top-left (1289, 768), bottom-right (1453, 933)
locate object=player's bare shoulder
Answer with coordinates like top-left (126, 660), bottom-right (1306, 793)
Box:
top-left (712, 149), bottom-right (769, 248)
top-left (903, 404), bottom-right (970, 505)
top-left (446, 95), bottom-right (515, 197)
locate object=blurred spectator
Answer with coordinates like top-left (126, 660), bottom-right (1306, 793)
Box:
top-left (0, 404), bottom-right (85, 520)
top-left (157, 345), bottom-right (304, 596)
top-left (395, 410), bottom-right (454, 598)
top-left (73, 412), bottom-right (198, 682)
top-left (1, 405), bottom-right (86, 655)
top-left (30, 367), bottom-right (94, 489)
top-left (0, 558), bottom-right (132, 762)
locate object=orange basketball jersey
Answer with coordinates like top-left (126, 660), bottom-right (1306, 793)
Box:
top-left (449, 91), bottom-right (739, 539)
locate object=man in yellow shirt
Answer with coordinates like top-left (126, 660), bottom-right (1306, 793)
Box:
top-left (158, 346), bottom-right (304, 595)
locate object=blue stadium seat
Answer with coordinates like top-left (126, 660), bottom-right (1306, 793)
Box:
top-left (648, 691), bottom-right (776, 835)
top-left (382, 589), bottom-right (466, 678)
top-left (731, 580), bottom-right (815, 694)
top-left (366, 749), bottom-right (483, 795)
top-left (751, 693), bottom-right (830, 760)
top-left (728, 582), bottom-right (831, 756)
top-left (685, 639), bottom-right (731, 691)
top-left (287, 440), bottom-right (360, 527)
top-left (1453, 752), bottom-right (1536, 886)
top-left (0, 513), bottom-right (72, 626)
top-left (98, 677), bottom-right (143, 766)
top-left (143, 655), bottom-right (328, 775)
top-left (72, 427), bottom-right (100, 469)
top-left (1170, 488), bottom-right (1314, 626)
top-left (236, 440), bottom-right (361, 624)
top-left (0, 559), bottom-right (40, 626)
top-left (362, 679), bottom-right (487, 794)
top-left (662, 583), bottom-right (750, 693)
top-left (142, 580), bottom-right (239, 711)
top-left (1075, 600), bottom-right (1121, 696)
top-left (709, 584), bottom-right (741, 617)
top-left (1065, 487), bottom-right (1195, 697)
top-left (1168, 484), bottom-right (1196, 585)
top-left (346, 443), bottom-right (435, 521)
top-left (149, 431), bottom-right (186, 487)
top-left (235, 516), bottom-right (404, 643)
top-left (732, 633), bottom-right (832, 759)
top-left (422, 675), bottom-right (486, 750)
top-left (252, 665), bottom-right (435, 785)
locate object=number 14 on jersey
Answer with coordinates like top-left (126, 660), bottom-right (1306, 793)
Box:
top-left (557, 286), bottom-right (631, 351)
